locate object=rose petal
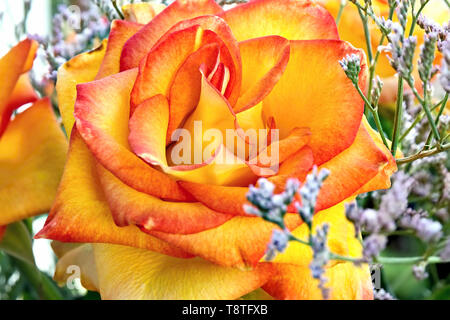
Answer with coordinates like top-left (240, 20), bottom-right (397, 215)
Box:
top-left (96, 164), bottom-right (233, 234)
top-left (0, 38), bottom-right (38, 137)
top-left (0, 98), bottom-right (68, 225)
top-left (147, 214), bottom-right (301, 268)
top-left (93, 243), bottom-right (273, 300)
top-left (220, 0), bottom-right (338, 42)
top-left (263, 262), bottom-right (373, 300)
top-left (315, 123), bottom-right (389, 212)
top-left (35, 129), bottom-right (190, 259)
top-left (56, 41), bottom-right (107, 135)
top-left (262, 40), bottom-right (367, 165)
top-left (54, 243), bottom-right (99, 292)
top-left (74, 69), bottom-right (191, 201)
top-left (120, 0), bottom-right (223, 70)
top-left (234, 36), bottom-right (290, 112)
top-left (96, 21), bottom-right (143, 79)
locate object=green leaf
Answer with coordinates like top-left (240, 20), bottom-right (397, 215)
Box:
top-left (0, 221), bottom-right (35, 266)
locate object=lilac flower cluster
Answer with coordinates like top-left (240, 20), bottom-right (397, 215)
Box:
top-left (245, 167), bottom-right (332, 298)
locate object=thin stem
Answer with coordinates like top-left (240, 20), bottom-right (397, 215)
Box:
top-left (367, 6), bottom-right (395, 106)
top-left (396, 143), bottom-right (450, 164)
top-left (111, 0), bottom-right (124, 19)
top-left (355, 85), bottom-right (390, 148)
top-left (422, 83), bottom-right (441, 142)
top-left (358, 6), bottom-right (373, 67)
top-left (13, 257), bottom-right (64, 300)
top-left (391, 77), bottom-right (404, 154)
top-left (408, 0), bottom-right (430, 37)
top-left (377, 255), bottom-right (449, 265)
top-left (336, 0), bottom-right (347, 26)
top-left (399, 96), bottom-right (446, 142)
top-left (424, 93), bottom-right (448, 148)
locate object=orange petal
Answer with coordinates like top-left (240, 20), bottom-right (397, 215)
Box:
top-left (93, 243), bottom-right (273, 299)
top-left (262, 40), bottom-right (367, 165)
top-left (96, 164), bottom-right (233, 234)
top-left (130, 25), bottom-right (203, 110)
top-left (263, 262), bottom-right (373, 300)
top-left (56, 41), bottom-right (107, 135)
top-left (220, 0), bottom-right (338, 42)
top-left (353, 117), bottom-right (397, 194)
top-left (180, 181), bottom-right (251, 216)
top-left (0, 39), bottom-right (38, 137)
top-left (74, 69), bottom-right (191, 201)
top-left (0, 98), bottom-right (68, 225)
top-left (35, 129), bottom-right (190, 259)
top-left (96, 21), bottom-right (143, 79)
top-left (147, 214), bottom-right (301, 268)
top-left (120, 0), bottom-right (223, 70)
top-left (167, 43), bottom-right (221, 141)
top-left (315, 123), bottom-right (389, 212)
top-left (153, 15), bottom-right (242, 106)
top-left (234, 36), bottom-right (290, 112)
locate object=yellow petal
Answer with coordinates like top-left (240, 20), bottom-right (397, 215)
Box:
top-left (56, 41), bottom-right (107, 135)
top-left (54, 243), bottom-right (99, 292)
top-left (93, 243), bottom-right (273, 300)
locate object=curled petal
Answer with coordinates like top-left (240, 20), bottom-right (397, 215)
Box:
top-left (93, 243), bottom-right (273, 300)
top-left (120, 0), bottom-right (223, 70)
top-left (234, 36), bottom-right (290, 112)
top-left (74, 69), bottom-right (191, 201)
top-left (0, 99), bottom-right (67, 226)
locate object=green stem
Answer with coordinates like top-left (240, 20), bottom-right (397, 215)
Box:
top-left (111, 0), bottom-right (124, 19)
top-left (408, 0), bottom-right (430, 37)
top-left (399, 96), bottom-right (445, 142)
top-left (357, 6), bottom-right (373, 67)
top-left (366, 6), bottom-right (395, 106)
top-left (355, 85), bottom-right (389, 148)
top-left (377, 255), bottom-right (448, 265)
top-left (422, 83), bottom-right (441, 142)
top-left (424, 93), bottom-right (448, 148)
top-left (13, 257), bottom-right (64, 300)
top-left (396, 143), bottom-right (450, 164)
top-left (335, 1), bottom-right (347, 26)
top-left (391, 77), bottom-right (404, 154)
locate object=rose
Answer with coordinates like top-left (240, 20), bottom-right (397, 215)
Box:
top-left (0, 39), bottom-right (67, 235)
top-left (37, 0), bottom-right (396, 299)
top-left (320, 0), bottom-right (449, 106)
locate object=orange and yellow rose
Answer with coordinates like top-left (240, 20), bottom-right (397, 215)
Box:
top-left (0, 39), bottom-right (67, 238)
top-left (37, 0), bottom-right (397, 299)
